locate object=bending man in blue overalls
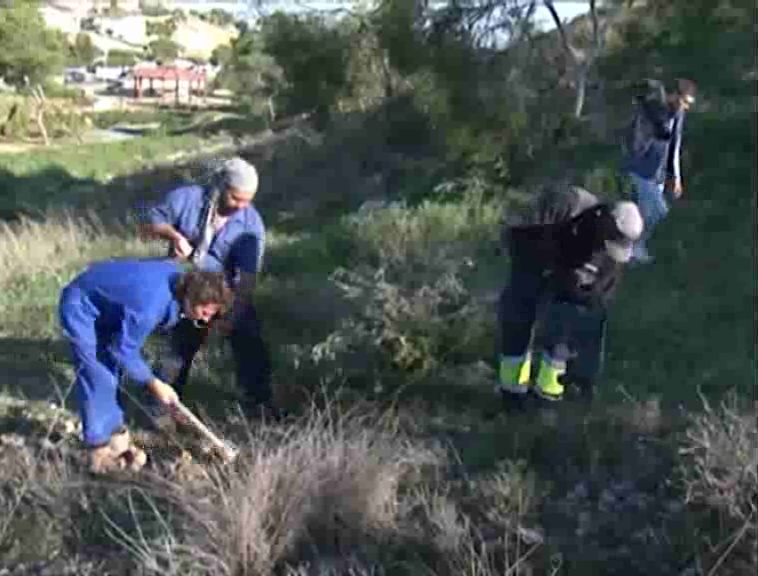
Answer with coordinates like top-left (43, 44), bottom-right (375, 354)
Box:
top-left (138, 156), bottom-right (278, 419)
top-left (496, 183), bottom-right (644, 403)
top-left (58, 258), bottom-right (232, 473)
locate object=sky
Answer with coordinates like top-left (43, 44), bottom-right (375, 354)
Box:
top-left (171, 0), bottom-right (589, 32)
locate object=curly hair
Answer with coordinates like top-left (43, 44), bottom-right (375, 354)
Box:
top-left (174, 271), bottom-right (234, 317)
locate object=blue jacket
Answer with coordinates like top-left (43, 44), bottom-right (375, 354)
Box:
top-left (58, 258), bottom-right (184, 386)
top-left (622, 91), bottom-right (685, 183)
top-left (141, 184), bottom-right (266, 285)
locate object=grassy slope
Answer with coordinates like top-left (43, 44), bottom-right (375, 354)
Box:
top-left (605, 109), bottom-right (753, 406)
top-left (0, 104), bottom-right (754, 573)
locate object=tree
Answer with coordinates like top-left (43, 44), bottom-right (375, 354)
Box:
top-left (220, 26), bottom-right (283, 122)
top-left (210, 44), bottom-right (232, 67)
top-left (68, 33), bottom-right (102, 67)
top-left (207, 9), bottom-right (236, 28)
top-left (146, 18), bottom-right (178, 39)
top-left (260, 13), bottom-right (353, 122)
top-left (148, 38), bottom-right (180, 63)
top-left (541, 0), bottom-right (639, 118)
top-left (140, 1), bottom-right (171, 17)
top-left (0, 2), bottom-right (65, 87)
top-left (600, 0), bottom-right (754, 100)
top-left (107, 49), bottom-right (139, 67)
top-left (145, 14), bottom-right (180, 63)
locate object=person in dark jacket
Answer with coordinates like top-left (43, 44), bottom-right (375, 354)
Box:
top-left (496, 183), bottom-right (643, 402)
top-left (621, 78), bottom-right (696, 263)
top-left (138, 156), bottom-right (277, 419)
top-left (58, 258), bottom-right (233, 473)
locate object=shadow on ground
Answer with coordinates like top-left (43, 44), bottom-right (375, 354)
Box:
top-left (0, 338), bottom-right (73, 404)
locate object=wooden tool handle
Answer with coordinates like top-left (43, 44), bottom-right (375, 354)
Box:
top-left (174, 401), bottom-right (238, 459)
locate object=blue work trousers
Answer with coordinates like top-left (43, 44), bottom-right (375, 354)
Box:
top-left (59, 287), bottom-right (126, 448)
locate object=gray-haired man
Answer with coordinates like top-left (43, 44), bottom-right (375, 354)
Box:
top-left (138, 156), bottom-right (278, 418)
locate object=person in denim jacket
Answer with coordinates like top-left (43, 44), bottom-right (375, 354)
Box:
top-left (621, 78), bottom-right (697, 263)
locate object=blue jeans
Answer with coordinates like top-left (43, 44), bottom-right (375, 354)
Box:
top-left (630, 172), bottom-right (668, 251)
top-left (154, 304), bottom-right (272, 408)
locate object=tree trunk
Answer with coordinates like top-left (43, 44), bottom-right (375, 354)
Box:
top-left (267, 95), bottom-right (276, 124)
top-left (574, 64), bottom-right (588, 118)
top-left (32, 85), bottom-right (50, 147)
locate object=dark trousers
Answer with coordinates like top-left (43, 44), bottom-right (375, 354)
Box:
top-left (497, 262), bottom-right (607, 389)
top-left (155, 304), bottom-right (272, 407)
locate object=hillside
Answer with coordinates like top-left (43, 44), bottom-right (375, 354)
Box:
top-left (40, 5), bottom-right (237, 60)
top-left (0, 1), bottom-right (755, 574)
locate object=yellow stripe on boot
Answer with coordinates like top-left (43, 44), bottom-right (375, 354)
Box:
top-left (498, 354), bottom-right (531, 395)
top-left (535, 356), bottom-right (565, 401)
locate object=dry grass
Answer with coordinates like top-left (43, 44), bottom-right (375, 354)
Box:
top-left (678, 393), bottom-right (758, 574)
top-left (117, 408), bottom-right (438, 575)
top-left (1, 400), bottom-right (550, 575)
top-left (0, 212), bottom-right (159, 289)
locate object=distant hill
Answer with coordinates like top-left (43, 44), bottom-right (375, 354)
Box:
top-left (40, 3), bottom-right (237, 61)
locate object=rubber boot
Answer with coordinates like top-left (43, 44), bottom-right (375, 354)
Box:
top-left (534, 355), bottom-right (565, 401)
top-left (497, 354), bottom-right (532, 396)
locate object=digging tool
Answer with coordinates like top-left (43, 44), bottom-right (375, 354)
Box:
top-left (173, 400), bottom-right (239, 464)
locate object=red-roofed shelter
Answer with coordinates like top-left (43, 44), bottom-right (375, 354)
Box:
top-left (132, 66), bottom-right (208, 105)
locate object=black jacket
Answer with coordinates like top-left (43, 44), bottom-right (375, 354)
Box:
top-left (505, 194), bottom-right (624, 309)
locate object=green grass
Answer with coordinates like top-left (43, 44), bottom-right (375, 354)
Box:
top-left (603, 110), bottom-right (753, 407)
top-left (0, 132), bottom-right (232, 220)
top-left (0, 134), bottom-right (205, 182)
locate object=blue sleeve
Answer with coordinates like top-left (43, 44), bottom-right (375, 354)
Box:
top-left (107, 309), bottom-right (157, 386)
top-left (143, 186), bottom-right (190, 226)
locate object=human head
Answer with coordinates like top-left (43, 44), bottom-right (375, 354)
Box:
top-left (667, 78), bottom-right (697, 112)
top-left (218, 156), bottom-right (259, 216)
top-left (597, 201), bottom-right (644, 263)
top-left (174, 270), bottom-right (233, 324)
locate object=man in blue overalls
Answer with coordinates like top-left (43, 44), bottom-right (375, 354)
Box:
top-left (58, 259), bottom-right (232, 473)
top-left (138, 157), bottom-right (278, 419)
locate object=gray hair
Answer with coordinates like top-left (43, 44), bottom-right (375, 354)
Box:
top-left (221, 156), bottom-right (259, 197)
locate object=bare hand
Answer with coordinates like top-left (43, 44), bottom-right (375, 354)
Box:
top-left (666, 178), bottom-right (683, 199)
top-left (172, 235), bottom-right (194, 260)
top-left (147, 378), bottom-right (179, 409)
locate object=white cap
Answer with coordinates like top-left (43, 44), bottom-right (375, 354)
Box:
top-left (605, 201), bottom-right (644, 263)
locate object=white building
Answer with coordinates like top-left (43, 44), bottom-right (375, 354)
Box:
top-left (48, 0), bottom-right (142, 15)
